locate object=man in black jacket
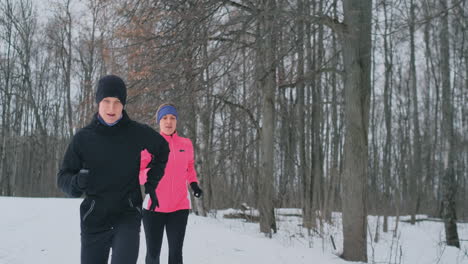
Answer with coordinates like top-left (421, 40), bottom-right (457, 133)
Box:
top-left (57, 75), bottom-right (169, 264)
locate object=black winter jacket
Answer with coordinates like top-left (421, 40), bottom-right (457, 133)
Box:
top-left (57, 110), bottom-right (169, 233)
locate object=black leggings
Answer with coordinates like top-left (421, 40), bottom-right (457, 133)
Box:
top-left (142, 209), bottom-right (189, 264)
top-left (81, 211), bottom-right (141, 264)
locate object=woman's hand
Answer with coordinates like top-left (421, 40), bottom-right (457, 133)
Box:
top-left (190, 182), bottom-right (203, 198)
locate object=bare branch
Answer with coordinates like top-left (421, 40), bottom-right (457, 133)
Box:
top-left (220, 0), bottom-right (258, 14)
top-left (279, 68), bottom-right (344, 89)
top-left (212, 94), bottom-right (261, 135)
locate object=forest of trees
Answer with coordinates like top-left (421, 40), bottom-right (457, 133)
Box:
top-left (0, 0), bottom-right (467, 260)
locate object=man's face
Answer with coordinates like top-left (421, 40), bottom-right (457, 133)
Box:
top-left (98, 97), bottom-right (123, 124)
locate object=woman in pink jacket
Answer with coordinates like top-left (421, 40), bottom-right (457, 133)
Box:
top-left (139, 103), bottom-right (202, 264)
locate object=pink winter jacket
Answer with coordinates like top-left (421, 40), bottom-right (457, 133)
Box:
top-left (139, 132), bottom-right (198, 212)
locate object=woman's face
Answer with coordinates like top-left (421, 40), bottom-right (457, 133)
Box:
top-left (159, 114), bottom-right (177, 135)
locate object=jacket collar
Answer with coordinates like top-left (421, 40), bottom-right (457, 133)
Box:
top-left (160, 131), bottom-right (178, 141)
top-left (91, 110), bottom-right (131, 134)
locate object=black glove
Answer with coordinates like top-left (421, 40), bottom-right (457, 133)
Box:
top-left (74, 169), bottom-right (89, 191)
top-left (145, 183), bottom-right (159, 211)
top-left (190, 182), bottom-right (203, 198)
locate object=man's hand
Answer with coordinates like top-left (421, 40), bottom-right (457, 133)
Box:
top-left (74, 169), bottom-right (89, 191)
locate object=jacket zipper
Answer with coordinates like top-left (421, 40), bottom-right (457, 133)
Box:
top-left (170, 135), bottom-right (175, 205)
top-left (83, 200), bottom-right (95, 221)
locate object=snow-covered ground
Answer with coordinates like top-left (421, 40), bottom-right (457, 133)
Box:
top-left (0, 197), bottom-right (466, 264)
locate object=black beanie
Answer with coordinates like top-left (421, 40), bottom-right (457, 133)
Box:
top-left (95, 75), bottom-right (127, 105)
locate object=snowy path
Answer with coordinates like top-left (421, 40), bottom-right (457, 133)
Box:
top-left (0, 197), bottom-right (466, 264)
top-left (0, 197), bottom-right (341, 264)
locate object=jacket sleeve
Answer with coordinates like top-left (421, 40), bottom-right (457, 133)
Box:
top-left (146, 132), bottom-right (170, 187)
top-left (57, 136), bottom-right (84, 198)
top-left (186, 139), bottom-right (198, 184)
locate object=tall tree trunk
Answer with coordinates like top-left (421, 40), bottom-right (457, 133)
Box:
top-left (439, 0), bottom-right (460, 248)
top-left (324, 0), bottom-right (340, 223)
top-left (59, 0), bottom-right (73, 137)
top-left (370, 26), bottom-right (378, 216)
top-left (278, 21), bottom-right (294, 206)
top-left (312, 0), bottom-right (325, 226)
top-left (382, 0), bottom-right (393, 233)
top-left (409, 0), bottom-right (422, 225)
top-left (200, 26), bottom-right (213, 213)
top-left (258, 0), bottom-right (277, 236)
top-left (422, 0), bottom-right (436, 216)
top-left (341, 0), bottom-right (372, 261)
top-left (297, 0), bottom-right (310, 230)
top-left (304, 0), bottom-right (318, 230)
top-left (78, 0), bottom-right (100, 127)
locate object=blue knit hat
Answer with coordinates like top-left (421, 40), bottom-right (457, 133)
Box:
top-left (157, 105), bottom-right (178, 124)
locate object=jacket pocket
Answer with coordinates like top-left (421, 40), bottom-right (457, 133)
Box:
top-left (80, 198), bottom-right (107, 227)
top-left (82, 200), bottom-right (95, 222)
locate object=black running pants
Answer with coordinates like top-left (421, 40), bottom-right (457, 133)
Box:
top-left (80, 211), bottom-right (141, 264)
top-left (142, 209), bottom-right (189, 264)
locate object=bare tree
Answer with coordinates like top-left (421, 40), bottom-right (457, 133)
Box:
top-left (381, 0), bottom-right (394, 233)
top-left (296, 0), bottom-right (310, 229)
top-left (439, 0), bottom-right (460, 248)
top-left (76, 0), bottom-right (106, 128)
top-left (258, 0), bottom-right (277, 236)
top-left (408, 0), bottom-right (422, 225)
top-left (341, 0), bottom-right (372, 261)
